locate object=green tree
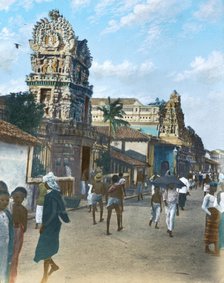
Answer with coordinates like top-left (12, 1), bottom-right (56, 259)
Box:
top-left (5, 91), bottom-right (44, 136)
top-left (97, 97), bottom-right (129, 151)
top-left (97, 97), bottom-right (129, 172)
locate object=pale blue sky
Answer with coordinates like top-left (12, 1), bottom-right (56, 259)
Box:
top-left (0, 0), bottom-right (223, 150)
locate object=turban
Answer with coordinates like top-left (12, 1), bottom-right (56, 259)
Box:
top-left (43, 172), bottom-right (60, 191)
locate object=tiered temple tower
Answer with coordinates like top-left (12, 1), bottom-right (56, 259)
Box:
top-left (159, 90), bottom-right (185, 139)
top-left (26, 9), bottom-right (92, 124)
top-left (26, 10), bottom-right (96, 193)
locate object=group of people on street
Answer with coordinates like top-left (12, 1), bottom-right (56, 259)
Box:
top-left (1, 169), bottom-right (224, 283)
top-left (0, 172), bottom-right (70, 283)
top-left (0, 182), bottom-right (28, 283)
top-left (87, 171), bottom-right (125, 235)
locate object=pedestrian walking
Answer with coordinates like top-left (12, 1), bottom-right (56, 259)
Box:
top-left (80, 168), bottom-right (89, 199)
top-left (214, 182), bottom-right (224, 253)
top-left (87, 184), bottom-right (93, 212)
top-left (163, 184), bottom-right (179, 237)
top-left (136, 170), bottom-right (145, 201)
top-left (203, 174), bottom-right (212, 196)
top-left (91, 172), bottom-right (106, 224)
top-left (34, 172), bottom-right (70, 283)
top-left (177, 177), bottom-right (190, 210)
top-left (106, 175), bottom-right (123, 235)
top-left (0, 182), bottom-right (14, 283)
top-left (201, 182), bottom-right (219, 256)
top-left (118, 172), bottom-right (126, 211)
top-left (149, 172), bottom-right (160, 195)
top-left (149, 186), bottom-right (162, 229)
top-left (9, 187), bottom-right (28, 283)
top-left (35, 182), bottom-right (47, 229)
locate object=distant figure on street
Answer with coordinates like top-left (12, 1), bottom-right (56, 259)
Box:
top-left (149, 186), bottom-right (162, 229)
top-left (163, 184), bottom-right (179, 237)
top-left (34, 172), bottom-right (70, 283)
top-left (106, 175), bottom-right (123, 235)
top-left (35, 182), bottom-right (47, 229)
top-left (201, 182), bottom-right (219, 256)
top-left (177, 177), bottom-right (190, 211)
top-left (0, 182), bottom-right (14, 283)
top-left (87, 184), bottom-right (93, 213)
top-left (80, 168), bottom-right (89, 199)
top-left (91, 172), bottom-right (106, 224)
top-left (118, 172), bottom-right (126, 211)
top-left (9, 187), bottom-right (28, 283)
top-left (203, 174), bottom-right (212, 196)
top-left (150, 172), bottom-right (160, 195)
top-left (136, 170), bottom-right (145, 201)
top-left (198, 172), bottom-right (203, 188)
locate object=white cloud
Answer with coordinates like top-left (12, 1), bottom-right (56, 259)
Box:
top-left (0, 27), bottom-right (18, 72)
top-left (181, 22), bottom-right (203, 38)
top-left (0, 0), bottom-right (52, 10)
top-left (71, 0), bottom-right (90, 10)
top-left (194, 0), bottom-right (224, 22)
top-left (174, 51), bottom-right (224, 83)
top-left (91, 59), bottom-right (155, 79)
top-left (102, 0), bottom-right (190, 33)
top-left (0, 78), bottom-right (28, 95)
top-left (0, 0), bottom-right (16, 11)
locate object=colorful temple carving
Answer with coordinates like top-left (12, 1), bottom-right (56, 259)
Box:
top-left (26, 9), bottom-right (93, 123)
top-left (26, 10), bottom-right (96, 194)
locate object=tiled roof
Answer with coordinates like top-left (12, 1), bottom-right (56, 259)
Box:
top-left (111, 149), bottom-right (148, 167)
top-left (91, 98), bottom-right (143, 106)
top-left (0, 120), bottom-right (39, 146)
top-left (94, 126), bottom-right (150, 141)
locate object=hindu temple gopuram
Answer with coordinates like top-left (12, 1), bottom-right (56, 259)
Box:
top-left (26, 9), bottom-right (92, 122)
top-left (26, 10), bottom-right (96, 193)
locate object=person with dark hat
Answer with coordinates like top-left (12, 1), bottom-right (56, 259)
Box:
top-left (201, 182), bottom-right (219, 256)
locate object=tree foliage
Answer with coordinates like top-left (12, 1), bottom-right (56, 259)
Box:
top-left (97, 97), bottom-right (129, 172)
top-left (5, 91), bottom-right (44, 136)
top-left (97, 97), bottom-right (129, 148)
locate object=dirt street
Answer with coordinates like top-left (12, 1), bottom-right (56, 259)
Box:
top-left (17, 188), bottom-right (224, 283)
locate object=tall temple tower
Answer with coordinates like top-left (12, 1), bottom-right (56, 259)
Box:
top-left (26, 9), bottom-right (92, 124)
top-left (26, 10), bottom-right (96, 193)
top-left (159, 90), bottom-right (185, 140)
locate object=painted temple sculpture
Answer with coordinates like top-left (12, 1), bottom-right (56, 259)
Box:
top-left (26, 10), bottom-right (95, 194)
top-left (27, 9), bottom-right (92, 123)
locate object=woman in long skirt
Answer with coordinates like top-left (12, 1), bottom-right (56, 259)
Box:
top-left (214, 182), bottom-right (224, 251)
top-left (201, 183), bottom-right (219, 256)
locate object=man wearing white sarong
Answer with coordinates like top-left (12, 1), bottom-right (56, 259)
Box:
top-left (163, 184), bottom-right (179, 237)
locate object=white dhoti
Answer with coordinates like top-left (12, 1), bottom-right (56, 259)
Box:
top-left (35, 205), bottom-right (43, 224)
top-left (165, 202), bottom-right (177, 231)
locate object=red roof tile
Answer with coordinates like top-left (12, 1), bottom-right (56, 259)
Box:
top-left (0, 120), bottom-right (39, 146)
top-left (94, 126), bottom-right (150, 141)
top-left (111, 149), bottom-right (148, 167)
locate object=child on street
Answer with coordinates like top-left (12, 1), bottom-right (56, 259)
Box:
top-left (9, 187), bottom-right (28, 283)
top-left (149, 186), bottom-right (162, 229)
